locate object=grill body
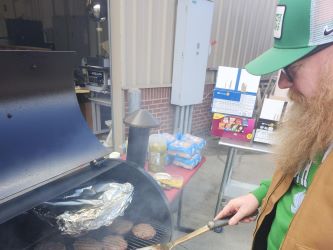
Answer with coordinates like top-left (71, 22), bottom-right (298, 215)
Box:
top-left (0, 161), bottom-right (172, 249)
top-left (0, 51), bottom-right (173, 249)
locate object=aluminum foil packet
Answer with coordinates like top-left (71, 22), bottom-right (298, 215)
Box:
top-left (35, 182), bottom-right (133, 236)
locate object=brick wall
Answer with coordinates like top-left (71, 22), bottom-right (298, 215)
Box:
top-left (191, 84), bottom-right (214, 136)
top-left (124, 84), bottom-right (214, 136)
top-left (124, 87), bottom-right (174, 134)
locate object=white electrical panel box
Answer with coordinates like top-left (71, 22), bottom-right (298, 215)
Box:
top-left (171, 0), bottom-right (214, 106)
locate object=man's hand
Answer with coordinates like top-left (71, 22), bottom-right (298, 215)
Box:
top-left (214, 193), bottom-right (259, 225)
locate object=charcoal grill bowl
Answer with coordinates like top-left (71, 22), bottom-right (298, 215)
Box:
top-left (0, 160), bottom-right (173, 249)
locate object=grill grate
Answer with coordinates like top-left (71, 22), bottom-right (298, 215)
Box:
top-left (25, 220), bottom-right (171, 250)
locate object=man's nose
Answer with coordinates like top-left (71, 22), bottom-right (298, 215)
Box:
top-left (278, 73), bottom-right (293, 89)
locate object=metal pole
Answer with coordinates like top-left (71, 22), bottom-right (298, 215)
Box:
top-left (96, 22), bottom-right (102, 56)
top-left (179, 106), bottom-right (185, 134)
top-left (64, 0), bottom-right (70, 50)
top-left (183, 105), bottom-right (189, 134)
top-left (108, 0), bottom-right (125, 151)
top-left (127, 88), bottom-right (141, 113)
top-left (188, 105), bottom-right (193, 133)
top-left (173, 105), bottom-right (180, 134)
top-left (214, 147), bottom-right (237, 215)
top-left (91, 95), bottom-right (98, 134)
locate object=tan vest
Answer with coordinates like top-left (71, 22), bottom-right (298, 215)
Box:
top-left (252, 151), bottom-right (333, 250)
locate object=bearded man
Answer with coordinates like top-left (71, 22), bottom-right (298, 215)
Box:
top-left (215, 0), bottom-right (333, 249)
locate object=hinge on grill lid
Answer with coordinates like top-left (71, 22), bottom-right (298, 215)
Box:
top-left (90, 156), bottom-right (108, 167)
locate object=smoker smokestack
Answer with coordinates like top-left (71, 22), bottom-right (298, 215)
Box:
top-left (124, 109), bottom-right (160, 168)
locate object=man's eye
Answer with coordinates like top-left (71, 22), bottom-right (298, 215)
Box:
top-left (290, 64), bottom-right (301, 73)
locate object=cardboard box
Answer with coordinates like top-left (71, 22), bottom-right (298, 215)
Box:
top-left (211, 113), bottom-right (255, 142)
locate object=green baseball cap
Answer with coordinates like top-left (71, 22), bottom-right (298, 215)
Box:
top-left (246, 0), bottom-right (333, 76)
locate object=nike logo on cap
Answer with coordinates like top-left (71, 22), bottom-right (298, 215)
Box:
top-left (324, 26), bottom-right (333, 36)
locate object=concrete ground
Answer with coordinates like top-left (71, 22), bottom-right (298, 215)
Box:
top-left (171, 136), bottom-right (275, 250)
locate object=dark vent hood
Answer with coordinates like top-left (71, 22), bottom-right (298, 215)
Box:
top-left (0, 51), bottom-right (109, 211)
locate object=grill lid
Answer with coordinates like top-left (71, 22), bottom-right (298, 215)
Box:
top-left (0, 51), bottom-right (109, 206)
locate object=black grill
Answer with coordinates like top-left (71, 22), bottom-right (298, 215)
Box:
top-left (0, 161), bottom-right (173, 249)
top-left (0, 51), bottom-right (173, 249)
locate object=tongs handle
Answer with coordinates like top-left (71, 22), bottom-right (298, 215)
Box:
top-left (211, 210), bottom-right (259, 233)
top-left (207, 219), bottom-right (229, 230)
top-left (168, 219), bottom-right (230, 249)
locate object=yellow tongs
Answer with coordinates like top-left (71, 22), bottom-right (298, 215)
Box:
top-left (137, 219), bottom-right (229, 250)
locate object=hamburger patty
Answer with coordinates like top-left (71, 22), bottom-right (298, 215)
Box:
top-left (102, 235), bottom-right (128, 250)
top-left (132, 223), bottom-right (156, 240)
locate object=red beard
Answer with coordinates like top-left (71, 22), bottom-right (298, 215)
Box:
top-left (274, 72), bottom-right (333, 174)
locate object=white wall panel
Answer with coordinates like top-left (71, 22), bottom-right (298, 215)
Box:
top-left (112, 0), bottom-right (276, 88)
top-left (115, 0), bottom-right (177, 88)
top-left (208, 0), bottom-right (277, 69)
